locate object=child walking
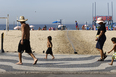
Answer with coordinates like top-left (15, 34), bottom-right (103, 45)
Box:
top-left (108, 37), bottom-right (116, 65)
top-left (44, 36), bottom-right (55, 59)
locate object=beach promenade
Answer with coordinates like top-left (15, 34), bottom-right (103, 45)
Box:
top-left (0, 30), bottom-right (116, 74)
top-left (0, 52), bottom-right (116, 74)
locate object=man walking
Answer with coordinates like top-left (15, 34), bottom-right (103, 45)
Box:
top-left (16, 16), bottom-right (38, 65)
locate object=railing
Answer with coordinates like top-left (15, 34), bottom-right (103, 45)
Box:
top-left (0, 33), bottom-right (4, 53)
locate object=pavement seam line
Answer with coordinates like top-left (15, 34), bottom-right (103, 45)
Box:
top-left (66, 30), bottom-right (76, 53)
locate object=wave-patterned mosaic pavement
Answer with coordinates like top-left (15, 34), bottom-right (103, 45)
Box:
top-left (0, 53), bottom-right (116, 73)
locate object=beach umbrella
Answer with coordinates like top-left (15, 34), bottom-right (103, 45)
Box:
top-left (52, 21), bottom-right (61, 23)
top-left (30, 25), bottom-right (34, 28)
top-left (14, 26), bottom-right (21, 30)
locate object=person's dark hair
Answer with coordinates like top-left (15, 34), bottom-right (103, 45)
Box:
top-left (48, 36), bottom-right (52, 41)
top-left (111, 37), bottom-right (116, 43)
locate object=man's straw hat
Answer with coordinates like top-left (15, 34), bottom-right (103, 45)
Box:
top-left (17, 16), bottom-right (28, 22)
top-left (96, 17), bottom-right (104, 24)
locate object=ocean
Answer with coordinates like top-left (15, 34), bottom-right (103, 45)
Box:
top-left (0, 24), bottom-right (92, 30)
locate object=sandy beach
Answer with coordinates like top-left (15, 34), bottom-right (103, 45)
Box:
top-left (0, 30), bottom-right (115, 55)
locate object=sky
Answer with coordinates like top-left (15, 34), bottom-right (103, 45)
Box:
top-left (0, 0), bottom-right (116, 24)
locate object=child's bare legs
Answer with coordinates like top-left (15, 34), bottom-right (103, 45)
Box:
top-left (44, 54), bottom-right (55, 59)
top-left (51, 54), bottom-right (55, 59)
top-left (16, 52), bottom-right (23, 65)
top-left (44, 54), bottom-right (48, 59)
top-left (109, 58), bottom-right (114, 65)
top-left (28, 53), bottom-right (38, 65)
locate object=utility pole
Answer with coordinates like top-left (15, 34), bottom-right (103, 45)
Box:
top-left (107, 3), bottom-right (109, 25)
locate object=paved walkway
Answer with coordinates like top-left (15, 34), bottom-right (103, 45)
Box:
top-left (0, 53), bottom-right (116, 73)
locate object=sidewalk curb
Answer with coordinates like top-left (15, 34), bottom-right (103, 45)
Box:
top-left (0, 71), bottom-right (115, 74)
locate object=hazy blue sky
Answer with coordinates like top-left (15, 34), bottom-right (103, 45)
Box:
top-left (0, 0), bottom-right (115, 24)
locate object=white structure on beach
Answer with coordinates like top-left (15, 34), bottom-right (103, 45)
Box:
top-left (0, 14), bottom-right (9, 31)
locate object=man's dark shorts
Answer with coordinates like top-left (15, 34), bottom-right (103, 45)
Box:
top-left (18, 39), bottom-right (32, 53)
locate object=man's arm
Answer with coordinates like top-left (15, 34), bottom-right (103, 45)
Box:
top-left (21, 24), bottom-right (25, 44)
top-left (28, 24), bottom-right (30, 40)
top-left (28, 30), bottom-right (30, 40)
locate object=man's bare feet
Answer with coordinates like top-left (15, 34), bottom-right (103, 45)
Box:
top-left (52, 57), bottom-right (55, 60)
top-left (33, 59), bottom-right (38, 65)
top-left (16, 62), bottom-right (23, 65)
top-left (109, 63), bottom-right (113, 65)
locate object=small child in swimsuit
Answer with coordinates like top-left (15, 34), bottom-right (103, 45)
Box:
top-left (44, 36), bottom-right (55, 59)
top-left (108, 37), bottom-right (116, 65)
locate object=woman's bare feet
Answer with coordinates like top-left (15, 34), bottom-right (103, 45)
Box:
top-left (33, 59), bottom-right (38, 65)
top-left (109, 63), bottom-right (113, 65)
top-left (44, 58), bottom-right (47, 59)
top-left (16, 62), bottom-right (23, 65)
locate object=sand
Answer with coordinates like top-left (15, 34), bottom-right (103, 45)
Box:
top-left (0, 30), bottom-right (115, 55)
